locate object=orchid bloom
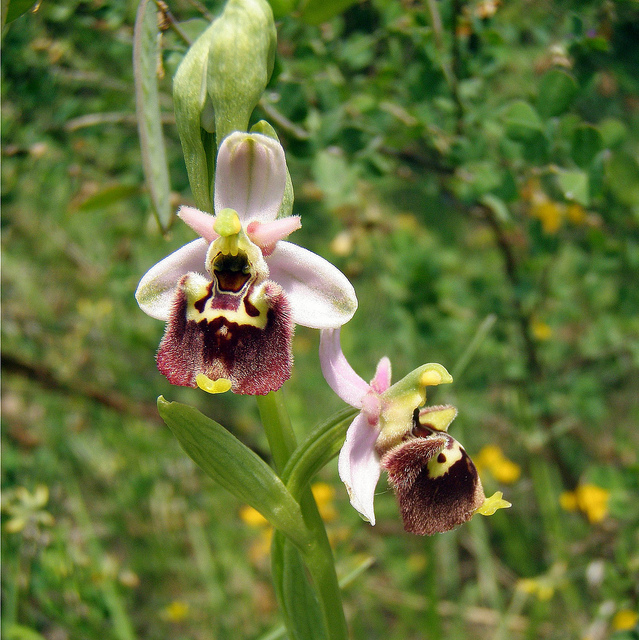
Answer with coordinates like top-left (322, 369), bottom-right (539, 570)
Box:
top-left (320, 329), bottom-right (509, 535)
top-left (136, 132), bottom-right (357, 395)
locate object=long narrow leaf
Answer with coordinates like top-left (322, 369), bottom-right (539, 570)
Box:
top-left (271, 531), bottom-right (327, 640)
top-left (157, 397), bottom-right (310, 549)
top-left (282, 407), bottom-right (357, 500)
top-left (133, 0), bottom-right (173, 231)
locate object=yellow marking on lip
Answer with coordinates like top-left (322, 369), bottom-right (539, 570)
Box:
top-left (184, 277), bottom-right (270, 330)
top-left (426, 440), bottom-right (463, 478)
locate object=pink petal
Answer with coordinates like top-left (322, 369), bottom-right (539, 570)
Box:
top-left (338, 411), bottom-right (382, 525)
top-left (371, 357), bottom-right (392, 394)
top-left (319, 329), bottom-right (369, 407)
top-left (135, 238), bottom-right (208, 321)
top-left (246, 216), bottom-right (301, 253)
top-left (178, 206), bottom-right (219, 243)
top-left (266, 241), bottom-right (357, 329)
top-left (214, 132), bottom-right (287, 224)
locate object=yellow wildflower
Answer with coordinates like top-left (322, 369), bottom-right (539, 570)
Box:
top-left (532, 320), bottom-right (553, 341)
top-left (560, 484), bottom-right (610, 523)
top-left (312, 482), bottom-right (338, 523)
top-left (475, 445), bottom-right (521, 484)
top-left (239, 505), bottom-right (269, 528)
top-left (612, 609), bottom-right (638, 631)
top-left (532, 201), bottom-right (563, 234)
top-left (162, 601), bottom-right (190, 622)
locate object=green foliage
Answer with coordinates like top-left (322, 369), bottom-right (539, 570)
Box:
top-left (2, 0), bottom-right (639, 639)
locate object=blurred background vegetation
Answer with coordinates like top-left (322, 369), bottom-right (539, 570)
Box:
top-left (2, 0), bottom-right (638, 638)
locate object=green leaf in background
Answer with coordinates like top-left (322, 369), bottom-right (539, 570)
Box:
top-left (598, 118), bottom-right (628, 149)
top-left (536, 68), bottom-right (578, 119)
top-left (571, 124), bottom-right (603, 169)
top-left (271, 531), bottom-right (328, 640)
top-left (299, 0), bottom-right (360, 25)
top-left (556, 169), bottom-right (590, 206)
top-left (503, 100), bottom-right (544, 142)
top-left (2, 0), bottom-right (37, 28)
top-left (75, 184), bottom-right (141, 212)
top-left (605, 152), bottom-right (639, 208)
top-left (266, 0), bottom-right (297, 18)
top-left (133, 0), bottom-right (173, 232)
top-left (157, 397), bottom-right (310, 549)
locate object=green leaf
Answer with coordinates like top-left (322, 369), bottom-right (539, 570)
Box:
top-left (3, 0), bottom-right (37, 27)
top-left (598, 118), bottom-right (628, 149)
top-left (556, 169), bottom-right (590, 206)
top-left (3, 625), bottom-right (47, 640)
top-left (536, 69), bottom-right (578, 118)
top-left (76, 184), bottom-right (141, 212)
top-left (266, 0), bottom-right (297, 18)
top-left (571, 124), bottom-right (603, 169)
top-left (282, 408), bottom-right (356, 500)
top-left (271, 531), bottom-right (327, 640)
top-left (503, 101), bottom-right (544, 142)
top-left (605, 152), bottom-right (639, 207)
top-left (157, 397), bottom-right (310, 549)
top-left (480, 194), bottom-right (511, 224)
top-left (133, 0), bottom-right (173, 231)
top-left (300, 0), bottom-right (359, 24)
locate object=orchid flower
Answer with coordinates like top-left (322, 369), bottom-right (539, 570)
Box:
top-left (136, 132), bottom-right (357, 395)
top-left (320, 329), bottom-right (509, 535)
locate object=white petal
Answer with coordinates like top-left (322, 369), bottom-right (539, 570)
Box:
top-left (338, 412), bottom-right (381, 525)
top-left (135, 238), bottom-right (208, 321)
top-left (319, 328), bottom-right (369, 407)
top-left (266, 241), bottom-right (357, 329)
top-left (214, 132), bottom-right (287, 224)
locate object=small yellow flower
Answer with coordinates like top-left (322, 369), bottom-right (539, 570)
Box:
top-left (532, 320), bottom-right (553, 342)
top-left (239, 505), bottom-right (269, 528)
top-left (566, 203), bottom-right (586, 225)
top-left (560, 483), bottom-right (610, 523)
top-left (612, 609), bottom-right (638, 631)
top-left (475, 445), bottom-right (521, 484)
top-left (559, 490), bottom-right (578, 512)
top-left (162, 600), bottom-right (190, 623)
top-left (533, 201), bottom-right (563, 234)
top-left (312, 482), bottom-right (338, 523)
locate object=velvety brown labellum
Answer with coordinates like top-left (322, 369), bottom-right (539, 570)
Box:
top-left (157, 275), bottom-right (293, 395)
top-left (381, 425), bottom-right (485, 535)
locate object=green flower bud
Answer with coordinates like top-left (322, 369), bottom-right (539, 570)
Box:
top-left (173, 0), bottom-right (277, 212)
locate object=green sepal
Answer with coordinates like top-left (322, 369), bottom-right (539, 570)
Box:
top-left (157, 397), bottom-right (310, 549)
top-left (251, 120), bottom-right (295, 218)
top-left (173, 26), bottom-right (217, 212)
top-left (133, 0), bottom-right (173, 231)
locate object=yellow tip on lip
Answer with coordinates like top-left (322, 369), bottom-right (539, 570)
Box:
top-left (196, 374), bottom-right (232, 394)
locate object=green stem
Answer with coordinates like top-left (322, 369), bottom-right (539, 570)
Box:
top-left (257, 392), bottom-right (349, 640)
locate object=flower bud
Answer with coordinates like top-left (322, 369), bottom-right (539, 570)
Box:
top-left (173, 0), bottom-right (277, 212)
